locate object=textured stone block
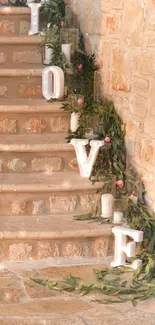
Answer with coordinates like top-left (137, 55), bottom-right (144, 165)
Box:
top-left (0, 20), bottom-right (15, 34)
top-left (92, 238), bottom-right (109, 257)
top-left (0, 119), bottom-right (17, 133)
top-left (13, 51), bottom-right (42, 64)
top-left (145, 114), bottom-right (155, 138)
top-left (0, 85), bottom-right (7, 97)
top-left (50, 117), bottom-right (69, 132)
top-left (25, 118), bottom-right (47, 133)
top-left (8, 158), bottom-right (27, 172)
top-left (132, 76), bottom-right (149, 94)
top-left (50, 196), bottom-right (77, 213)
top-left (112, 48), bottom-right (131, 92)
top-left (62, 243), bottom-right (82, 257)
top-left (31, 157), bottom-right (62, 172)
top-left (80, 194), bottom-right (99, 212)
top-left (0, 159), bottom-right (3, 172)
top-left (19, 20), bottom-right (30, 34)
top-left (18, 84), bottom-right (42, 98)
top-left (11, 201), bottom-right (27, 215)
top-left (32, 201), bottom-right (45, 215)
top-left (130, 94), bottom-right (147, 118)
top-left (9, 243), bottom-right (32, 261)
top-left (0, 288), bottom-right (24, 304)
top-left (106, 13), bottom-right (121, 33)
top-left (0, 53), bottom-right (6, 64)
top-left (123, 0), bottom-right (144, 46)
top-left (36, 241), bottom-right (59, 259)
top-left (68, 157), bottom-right (78, 171)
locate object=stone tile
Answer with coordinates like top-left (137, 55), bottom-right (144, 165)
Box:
top-left (0, 298), bottom-right (90, 316)
top-left (18, 84), bottom-right (42, 98)
top-left (13, 51), bottom-right (42, 64)
top-left (25, 118), bottom-right (47, 133)
top-left (0, 85), bottom-right (7, 98)
top-left (24, 279), bottom-right (61, 299)
top-left (9, 244), bottom-right (33, 261)
top-left (50, 117), bottom-right (69, 132)
top-left (31, 157), bottom-right (62, 172)
top-left (0, 321), bottom-right (44, 325)
top-left (19, 20), bottom-right (30, 34)
top-left (0, 269), bottom-right (15, 277)
top-left (0, 287), bottom-right (25, 304)
top-left (62, 243), bottom-right (82, 257)
top-left (0, 277), bottom-right (17, 287)
top-left (92, 238), bottom-right (109, 257)
top-left (32, 200), bottom-right (45, 215)
top-left (0, 119), bottom-right (17, 133)
top-left (112, 48), bottom-right (131, 92)
top-left (36, 241), bottom-right (60, 259)
top-left (0, 20), bottom-right (15, 34)
top-left (46, 316), bottom-right (86, 325)
top-left (49, 196), bottom-right (77, 213)
top-left (11, 201), bottom-right (27, 215)
top-left (8, 158), bottom-right (27, 172)
top-left (0, 53), bottom-right (6, 64)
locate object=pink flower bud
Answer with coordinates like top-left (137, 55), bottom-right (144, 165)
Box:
top-left (116, 180), bottom-right (125, 189)
top-left (105, 136), bottom-right (111, 143)
top-left (77, 98), bottom-right (83, 105)
top-left (77, 64), bottom-right (83, 70)
top-left (60, 21), bottom-right (64, 27)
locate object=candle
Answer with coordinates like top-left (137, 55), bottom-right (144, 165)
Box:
top-left (70, 112), bottom-right (79, 132)
top-left (101, 194), bottom-right (113, 219)
top-left (44, 45), bottom-right (53, 65)
top-left (113, 211), bottom-right (123, 224)
top-left (61, 44), bottom-right (71, 63)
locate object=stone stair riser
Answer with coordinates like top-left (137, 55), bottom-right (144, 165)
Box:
top-left (0, 151), bottom-right (77, 173)
top-left (0, 76), bottom-right (42, 99)
top-left (0, 14), bottom-right (30, 35)
top-left (0, 236), bottom-right (113, 261)
top-left (0, 191), bottom-right (99, 216)
top-left (1, 44), bottom-right (43, 66)
top-left (0, 113), bottom-right (69, 133)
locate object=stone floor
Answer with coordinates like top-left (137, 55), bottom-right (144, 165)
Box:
top-left (0, 258), bottom-right (154, 325)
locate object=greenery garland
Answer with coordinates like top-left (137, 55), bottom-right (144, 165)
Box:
top-left (5, 0), bottom-right (155, 303)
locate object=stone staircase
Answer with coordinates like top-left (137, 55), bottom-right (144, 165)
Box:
top-left (0, 7), bottom-right (113, 263)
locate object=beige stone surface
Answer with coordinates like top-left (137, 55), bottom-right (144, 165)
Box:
top-left (13, 51), bottom-right (42, 64)
top-left (36, 241), bottom-right (60, 259)
top-left (18, 84), bottom-right (42, 99)
top-left (31, 157), bottom-right (62, 172)
top-left (19, 20), bottom-right (30, 35)
top-left (11, 201), bottom-right (27, 215)
top-left (50, 116), bottom-right (69, 132)
top-left (49, 196), bottom-right (77, 213)
top-left (0, 85), bottom-right (7, 98)
top-left (0, 119), bottom-right (17, 133)
top-left (0, 53), bottom-right (6, 64)
top-left (25, 119), bottom-right (47, 133)
top-left (32, 200), bottom-right (45, 215)
top-left (8, 158), bottom-right (27, 172)
top-left (0, 20), bottom-right (15, 34)
top-left (9, 244), bottom-right (32, 261)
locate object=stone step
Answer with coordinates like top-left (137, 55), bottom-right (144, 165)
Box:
top-left (0, 172), bottom-right (101, 216)
top-left (0, 214), bottom-right (113, 261)
top-left (0, 66), bottom-right (43, 99)
top-left (0, 99), bottom-right (70, 133)
top-left (0, 7), bottom-right (30, 35)
top-left (0, 35), bottom-right (43, 66)
top-left (0, 133), bottom-right (77, 173)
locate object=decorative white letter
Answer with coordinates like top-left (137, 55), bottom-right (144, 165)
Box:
top-left (42, 66), bottom-right (64, 100)
top-left (71, 139), bottom-right (104, 178)
top-left (28, 2), bottom-right (42, 35)
top-left (111, 227), bottom-right (143, 270)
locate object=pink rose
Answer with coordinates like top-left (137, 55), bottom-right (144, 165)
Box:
top-left (60, 21), bottom-right (64, 27)
top-left (77, 64), bottom-right (83, 70)
top-left (77, 98), bottom-right (83, 105)
top-left (116, 180), bottom-right (125, 189)
top-left (105, 136), bottom-right (111, 143)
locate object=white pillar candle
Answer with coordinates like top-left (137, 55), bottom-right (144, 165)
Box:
top-left (61, 44), bottom-right (72, 63)
top-left (42, 66), bottom-right (64, 100)
top-left (44, 45), bottom-right (53, 65)
top-left (113, 211), bottom-right (123, 224)
top-left (71, 139), bottom-right (104, 178)
top-left (70, 112), bottom-right (79, 132)
top-left (101, 194), bottom-right (113, 219)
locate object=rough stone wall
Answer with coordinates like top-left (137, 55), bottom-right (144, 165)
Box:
top-left (66, 0), bottom-right (155, 210)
